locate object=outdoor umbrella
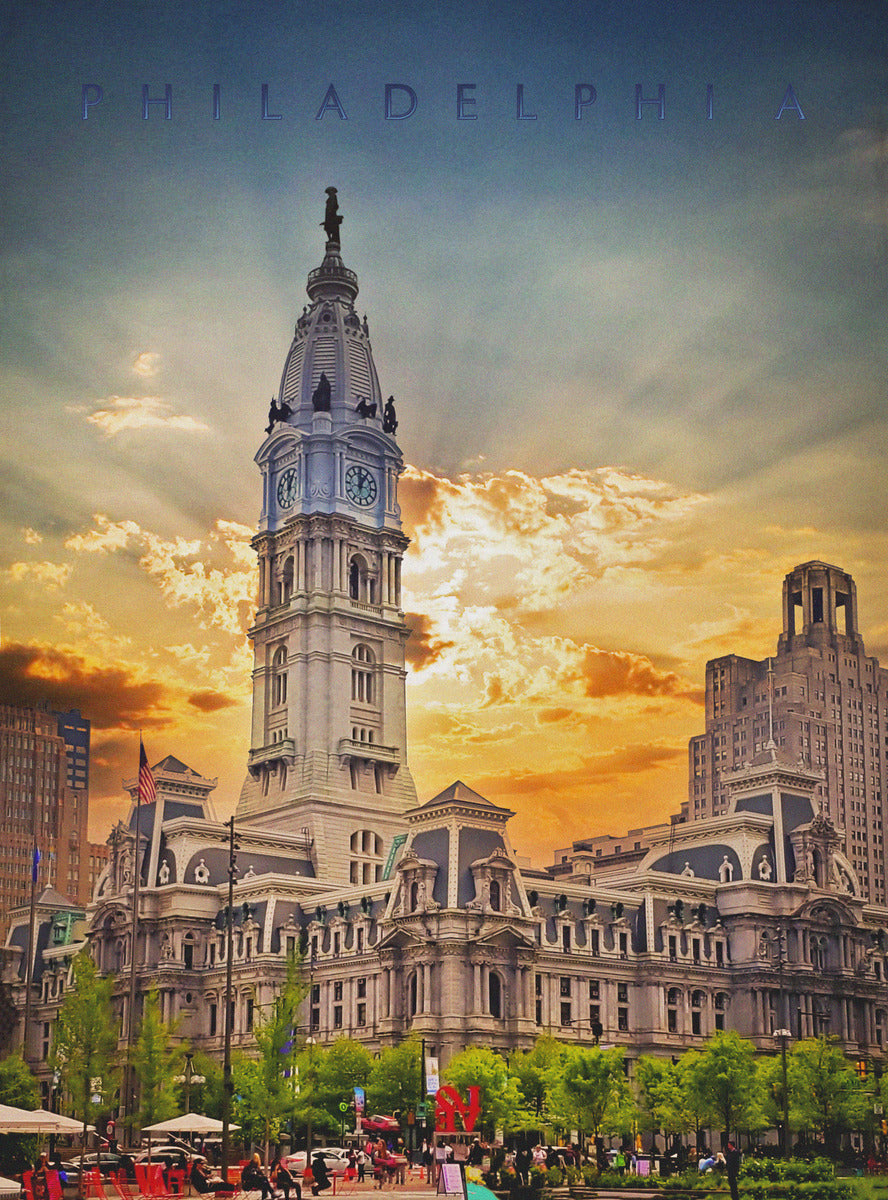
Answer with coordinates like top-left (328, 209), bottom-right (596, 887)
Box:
top-left (141, 1116), bottom-right (239, 1135)
top-left (0, 1176), bottom-right (21, 1194)
top-left (0, 1106), bottom-right (86, 1135)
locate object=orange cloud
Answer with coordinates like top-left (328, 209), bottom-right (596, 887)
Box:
top-left (576, 647), bottom-right (703, 702)
top-left (404, 612), bottom-right (455, 670)
top-left (0, 642), bottom-right (171, 729)
top-left (187, 689), bottom-right (238, 713)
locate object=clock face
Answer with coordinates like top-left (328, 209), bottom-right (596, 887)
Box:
top-left (345, 464), bottom-right (377, 507)
top-left (277, 467), bottom-right (299, 508)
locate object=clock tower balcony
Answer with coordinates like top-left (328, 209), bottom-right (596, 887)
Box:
top-left (338, 737), bottom-right (401, 771)
top-left (247, 738), bottom-right (296, 777)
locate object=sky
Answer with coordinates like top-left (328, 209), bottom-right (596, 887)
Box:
top-left (1, 0), bottom-right (886, 865)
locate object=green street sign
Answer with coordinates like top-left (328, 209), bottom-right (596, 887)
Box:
top-left (339, 1102), bottom-right (349, 1112)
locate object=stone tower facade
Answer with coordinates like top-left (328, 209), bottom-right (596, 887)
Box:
top-left (688, 561), bottom-right (888, 904)
top-left (237, 199), bottom-right (417, 882)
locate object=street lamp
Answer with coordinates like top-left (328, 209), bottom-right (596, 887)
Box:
top-left (173, 1052), bottom-right (206, 1115)
top-left (760, 925), bottom-right (791, 1158)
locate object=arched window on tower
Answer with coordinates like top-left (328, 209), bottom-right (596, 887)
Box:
top-left (489, 880), bottom-right (501, 912)
top-left (351, 644), bottom-right (375, 704)
top-left (272, 645), bottom-right (288, 707)
top-left (279, 556), bottom-right (294, 604)
top-left (488, 971), bottom-right (502, 1019)
top-left (349, 554), bottom-right (377, 604)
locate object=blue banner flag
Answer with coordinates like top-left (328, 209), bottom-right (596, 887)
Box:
top-left (32, 847), bottom-right (40, 883)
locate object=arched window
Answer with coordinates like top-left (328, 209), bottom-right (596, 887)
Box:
top-left (667, 987), bottom-right (680, 1033)
top-left (350, 828), bottom-right (384, 885)
top-left (489, 880), bottom-right (501, 911)
top-left (279, 556), bottom-right (294, 604)
top-left (272, 645), bottom-right (288, 706)
top-left (349, 555), bottom-right (377, 603)
top-left (488, 971), bottom-right (502, 1018)
top-left (183, 933), bottom-right (195, 970)
top-left (351, 644), bottom-right (375, 704)
top-left (410, 881), bottom-right (419, 911)
top-left (691, 990), bottom-right (705, 1035)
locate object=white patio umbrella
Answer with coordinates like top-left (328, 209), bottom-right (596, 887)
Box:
top-left (141, 1115), bottom-right (238, 1135)
top-left (0, 1105), bottom-right (93, 1136)
top-left (0, 1176), bottom-right (21, 1194)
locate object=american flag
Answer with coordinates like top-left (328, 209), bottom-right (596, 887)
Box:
top-left (138, 740), bottom-right (157, 804)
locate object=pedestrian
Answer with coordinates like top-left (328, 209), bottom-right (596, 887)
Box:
top-left (422, 1142), bottom-right (434, 1185)
top-left (357, 1148), bottom-right (367, 1183)
top-left (724, 1140), bottom-right (741, 1200)
top-left (309, 1154), bottom-right (331, 1197)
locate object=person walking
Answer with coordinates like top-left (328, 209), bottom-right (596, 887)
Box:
top-left (724, 1140), bottom-right (741, 1200)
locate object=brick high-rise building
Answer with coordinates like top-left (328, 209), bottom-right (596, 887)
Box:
top-left (688, 562), bottom-right (888, 903)
top-left (0, 703), bottom-right (92, 938)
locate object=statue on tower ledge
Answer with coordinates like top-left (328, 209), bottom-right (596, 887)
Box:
top-left (322, 186), bottom-right (343, 245)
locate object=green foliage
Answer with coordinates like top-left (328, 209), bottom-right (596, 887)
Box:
top-left (741, 1159), bottom-right (837, 1182)
top-left (0, 1051), bottom-right (40, 1174)
top-left (684, 1031), bottom-right (763, 1137)
top-left (510, 1036), bottom-right (566, 1121)
top-left (788, 1039), bottom-right (868, 1153)
top-left (740, 1183), bottom-right (852, 1199)
top-left (51, 950), bottom-right (119, 1135)
top-left (232, 1054), bottom-right (283, 1149)
top-left (132, 991), bottom-right (184, 1129)
top-left (635, 1055), bottom-right (697, 1138)
top-left (442, 1046), bottom-right (531, 1135)
top-left (549, 1045), bottom-right (633, 1137)
top-left (367, 1035), bottom-right (422, 1115)
top-left (0, 1052), bottom-right (40, 1109)
top-left (315, 1038), bottom-right (373, 1125)
top-left (250, 953), bottom-right (309, 1151)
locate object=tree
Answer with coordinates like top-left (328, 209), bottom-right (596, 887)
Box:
top-left (132, 991), bottom-right (184, 1129)
top-left (368, 1037), bottom-right (423, 1116)
top-left (549, 1046), bottom-right (632, 1140)
top-left (315, 1039), bottom-right (373, 1129)
top-left (510, 1037), bottom-right (565, 1128)
top-left (0, 1052), bottom-right (41, 1174)
top-left (51, 951), bottom-right (119, 1145)
top-left (442, 1047), bottom-right (530, 1137)
top-left (684, 1032), bottom-right (762, 1141)
top-left (251, 954), bottom-right (310, 1158)
top-left (635, 1056), bottom-right (695, 1148)
top-left (791, 1037), bottom-right (868, 1154)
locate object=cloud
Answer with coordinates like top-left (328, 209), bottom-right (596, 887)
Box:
top-left (404, 612), bottom-right (455, 670)
top-left (576, 647), bottom-right (703, 702)
top-left (22, 528), bottom-right (43, 545)
top-left (474, 740), bottom-right (688, 797)
top-left (132, 351), bottom-right (161, 377)
top-left (0, 642), bottom-right (171, 729)
top-left (7, 561), bottom-right (71, 589)
top-left (188, 689), bottom-right (239, 712)
top-left (76, 395), bottom-right (209, 436)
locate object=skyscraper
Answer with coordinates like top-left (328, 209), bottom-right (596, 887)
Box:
top-left (688, 562), bottom-right (888, 902)
top-left (0, 703), bottom-right (90, 938)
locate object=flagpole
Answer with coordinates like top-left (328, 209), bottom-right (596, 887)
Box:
top-left (22, 843), bottom-right (39, 1064)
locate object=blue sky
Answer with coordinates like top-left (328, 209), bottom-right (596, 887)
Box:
top-left (1, 0), bottom-right (886, 859)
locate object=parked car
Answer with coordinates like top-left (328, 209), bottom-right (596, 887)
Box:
top-left (282, 1148), bottom-right (350, 1177)
top-left (360, 1114), bottom-right (400, 1134)
top-left (59, 1155), bottom-right (125, 1182)
top-left (135, 1146), bottom-right (206, 1173)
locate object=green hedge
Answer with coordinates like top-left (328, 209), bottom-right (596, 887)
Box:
top-left (739, 1184), bottom-right (852, 1200)
top-left (740, 1159), bottom-right (838, 1183)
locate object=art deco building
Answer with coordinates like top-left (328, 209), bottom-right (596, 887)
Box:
top-left (6, 202), bottom-right (888, 1119)
top-left (686, 562), bottom-right (888, 904)
top-left (0, 703), bottom-right (92, 939)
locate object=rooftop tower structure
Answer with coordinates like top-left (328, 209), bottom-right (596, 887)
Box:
top-left (237, 191), bottom-right (416, 883)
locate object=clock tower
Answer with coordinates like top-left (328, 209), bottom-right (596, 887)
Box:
top-left (237, 191), bottom-right (417, 883)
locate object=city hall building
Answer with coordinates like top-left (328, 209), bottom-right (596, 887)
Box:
top-left (6, 202), bottom-right (888, 1102)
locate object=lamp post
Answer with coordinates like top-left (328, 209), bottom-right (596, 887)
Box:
top-left (761, 924), bottom-right (791, 1158)
top-left (222, 815), bottom-right (238, 1184)
top-left (173, 1052), bottom-right (206, 1115)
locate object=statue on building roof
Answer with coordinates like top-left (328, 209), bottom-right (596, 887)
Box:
top-left (383, 396), bottom-right (398, 434)
top-left (312, 372), bottom-right (332, 412)
top-left (322, 186), bottom-right (343, 245)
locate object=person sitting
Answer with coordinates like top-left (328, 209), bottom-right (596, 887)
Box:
top-left (308, 1154), bottom-right (331, 1197)
top-left (269, 1156), bottom-right (300, 1200)
top-left (190, 1160), bottom-right (231, 1195)
top-left (241, 1154), bottom-right (274, 1200)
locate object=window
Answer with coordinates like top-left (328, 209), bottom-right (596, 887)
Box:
top-left (668, 935), bottom-right (677, 962)
top-left (357, 1003), bottom-right (366, 1027)
top-left (272, 645), bottom-right (288, 706)
top-left (617, 983), bottom-right (628, 1003)
top-left (209, 1004), bottom-right (217, 1037)
top-left (334, 1006), bottom-right (343, 1029)
top-left (246, 996), bottom-right (254, 1031)
top-left (490, 880), bottom-right (501, 911)
top-left (589, 980), bottom-right (600, 1000)
top-left (351, 644), bottom-right (375, 703)
top-left (488, 972), bottom-right (502, 1018)
top-left (334, 980), bottom-right (343, 1001)
top-left (561, 1002), bottom-right (572, 1026)
top-left (560, 976), bottom-right (571, 997)
top-left (618, 1008), bottom-right (629, 1032)
top-left (357, 977), bottom-right (367, 998)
